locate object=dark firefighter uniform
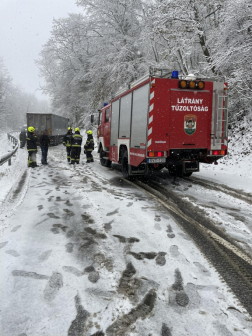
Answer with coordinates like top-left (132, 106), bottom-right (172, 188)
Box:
top-left (84, 130), bottom-right (94, 163)
top-left (40, 130), bottom-right (50, 164)
top-left (63, 127), bottom-right (73, 162)
top-left (26, 126), bottom-right (37, 167)
top-left (71, 128), bottom-right (82, 164)
top-left (19, 131), bottom-right (26, 148)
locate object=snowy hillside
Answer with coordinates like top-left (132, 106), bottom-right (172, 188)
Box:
top-left (197, 118), bottom-right (252, 193)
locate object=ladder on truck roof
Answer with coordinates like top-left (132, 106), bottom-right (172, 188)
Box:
top-left (213, 90), bottom-right (228, 146)
top-left (149, 67), bottom-right (173, 78)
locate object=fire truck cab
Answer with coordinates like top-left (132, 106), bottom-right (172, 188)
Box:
top-left (97, 69), bottom-right (228, 178)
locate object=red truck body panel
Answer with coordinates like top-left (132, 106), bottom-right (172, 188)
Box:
top-left (147, 78), bottom-right (214, 152)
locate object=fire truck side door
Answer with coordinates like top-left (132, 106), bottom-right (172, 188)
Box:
top-left (104, 108), bottom-right (111, 148)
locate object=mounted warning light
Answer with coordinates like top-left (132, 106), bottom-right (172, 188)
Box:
top-left (179, 80), bottom-right (187, 89)
top-left (189, 81), bottom-right (196, 89)
top-left (179, 79), bottom-right (205, 90)
top-left (171, 70), bottom-right (179, 79)
top-left (197, 81), bottom-right (205, 90)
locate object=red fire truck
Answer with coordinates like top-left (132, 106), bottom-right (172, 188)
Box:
top-left (97, 68), bottom-right (228, 178)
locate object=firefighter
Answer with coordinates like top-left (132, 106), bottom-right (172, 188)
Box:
top-left (19, 128), bottom-right (26, 148)
top-left (70, 127), bottom-right (82, 164)
top-left (40, 130), bottom-right (50, 165)
top-left (84, 130), bottom-right (94, 163)
top-left (63, 127), bottom-right (73, 162)
top-left (26, 126), bottom-right (38, 168)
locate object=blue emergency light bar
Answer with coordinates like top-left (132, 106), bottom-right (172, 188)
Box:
top-left (171, 71), bottom-right (179, 79)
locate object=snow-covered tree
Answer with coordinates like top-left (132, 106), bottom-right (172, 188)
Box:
top-left (0, 58), bottom-right (49, 132)
top-left (145, 0), bottom-right (226, 75)
top-left (38, 0), bottom-right (252, 126)
top-left (211, 0), bottom-right (252, 119)
top-left (37, 1), bottom-right (149, 123)
top-left (0, 59), bottom-right (12, 130)
top-left (37, 14), bottom-right (94, 121)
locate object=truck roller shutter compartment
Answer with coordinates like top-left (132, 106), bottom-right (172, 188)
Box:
top-left (131, 84), bottom-right (149, 148)
top-left (110, 100), bottom-right (120, 147)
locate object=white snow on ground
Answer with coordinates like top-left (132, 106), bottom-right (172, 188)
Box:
top-left (0, 133), bottom-right (13, 156)
top-left (197, 122), bottom-right (252, 193)
top-left (182, 133), bottom-right (252, 256)
top-left (197, 159), bottom-right (252, 194)
top-left (170, 178), bottom-right (252, 258)
top-left (0, 133), bottom-right (29, 236)
top-left (0, 141), bottom-right (252, 336)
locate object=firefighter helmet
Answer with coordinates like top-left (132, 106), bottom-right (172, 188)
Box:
top-left (87, 130), bottom-right (93, 135)
top-left (75, 127), bottom-right (80, 132)
top-left (68, 127), bottom-right (72, 131)
top-left (28, 126), bottom-right (35, 133)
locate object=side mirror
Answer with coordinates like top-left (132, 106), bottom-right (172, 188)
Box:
top-left (91, 115), bottom-right (94, 124)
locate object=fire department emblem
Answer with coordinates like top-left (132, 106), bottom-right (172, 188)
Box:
top-left (184, 114), bottom-right (197, 135)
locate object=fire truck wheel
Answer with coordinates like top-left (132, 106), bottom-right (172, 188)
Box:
top-left (122, 151), bottom-right (130, 179)
top-left (100, 149), bottom-right (112, 168)
top-left (168, 167), bottom-right (185, 177)
top-left (100, 149), bottom-right (106, 166)
top-left (167, 167), bottom-right (176, 177)
top-left (105, 159), bottom-right (112, 168)
top-left (183, 172), bottom-right (192, 177)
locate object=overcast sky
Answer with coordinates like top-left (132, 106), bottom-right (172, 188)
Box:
top-left (0, 0), bottom-right (83, 100)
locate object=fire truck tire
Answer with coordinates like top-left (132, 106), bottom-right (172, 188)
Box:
top-left (168, 167), bottom-right (183, 177)
top-left (167, 167), bottom-right (176, 177)
top-left (100, 149), bottom-right (106, 166)
top-left (122, 151), bottom-right (130, 179)
top-left (100, 149), bottom-right (111, 167)
top-left (105, 159), bottom-right (112, 168)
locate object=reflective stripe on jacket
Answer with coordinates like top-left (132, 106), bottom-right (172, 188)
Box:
top-left (26, 132), bottom-right (37, 151)
top-left (63, 132), bottom-right (72, 147)
top-left (84, 135), bottom-right (94, 151)
top-left (71, 133), bottom-right (82, 147)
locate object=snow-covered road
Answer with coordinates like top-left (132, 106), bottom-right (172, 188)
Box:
top-left (0, 144), bottom-right (251, 336)
top-left (150, 169), bottom-right (252, 259)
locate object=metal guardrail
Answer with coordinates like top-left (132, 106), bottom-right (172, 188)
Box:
top-left (0, 133), bottom-right (19, 166)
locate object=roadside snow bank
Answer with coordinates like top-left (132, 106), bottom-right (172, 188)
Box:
top-left (0, 133), bottom-right (28, 236)
top-left (0, 134), bottom-right (13, 156)
top-left (198, 118), bottom-right (252, 193)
